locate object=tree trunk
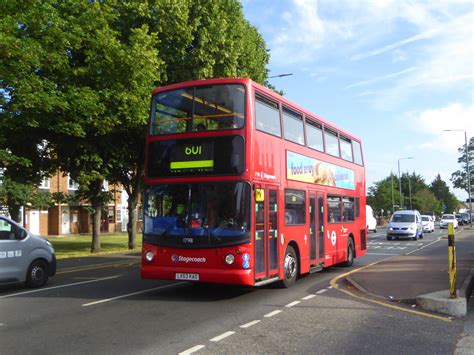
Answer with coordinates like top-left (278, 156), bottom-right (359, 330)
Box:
top-left (8, 205), bottom-right (21, 223)
top-left (127, 196), bottom-right (138, 250)
top-left (91, 205), bottom-right (101, 253)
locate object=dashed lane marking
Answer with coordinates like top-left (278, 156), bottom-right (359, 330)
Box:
top-left (240, 320), bottom-right (261, 328)
top-left (82, 283), bottom-right (182, 307)
top-left (0, 275), bottom-right (121, 299)
top-left (57, 261), bottom-right (140, 275)
top-left (264, 310), bottom-right (282, 318)
top-left (285, 300), bottom-right (301, 308)
top-left (178, 345), bottom-right (205, 355)
top-left (210, 331), bottom-right (235, 342)
top-left (302, 294), bottom-right (316, 300)
top-left (316, 289), bottom-right (328, 294)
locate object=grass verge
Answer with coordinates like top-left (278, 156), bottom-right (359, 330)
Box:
top-left (47, 233), bottom-right (142, 259)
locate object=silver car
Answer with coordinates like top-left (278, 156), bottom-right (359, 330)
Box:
top-left (0, 215), bottom-right (56, 287)
top-left (386, 210), bottom-right (423, 241)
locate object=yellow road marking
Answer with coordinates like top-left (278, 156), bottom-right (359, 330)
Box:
top-left (330, 259), bottom-right (452, 322)
top-left (57, 261), bottom-right (140, 275)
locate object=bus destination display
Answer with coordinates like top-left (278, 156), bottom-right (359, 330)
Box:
top-left (169, 142), bottom-right (214, 173)
top-left (147, 136), bottom-right (244, 178)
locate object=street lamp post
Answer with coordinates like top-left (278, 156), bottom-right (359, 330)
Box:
top-left (398, 157), bottom-right (414, 209)
top-left (268, 73), bottom-right (293, 79)
top-left (443, 130), bottom-right (472, 227)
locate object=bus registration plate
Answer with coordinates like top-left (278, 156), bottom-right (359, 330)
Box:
top-left (176, 273), bottom-right (199, 281)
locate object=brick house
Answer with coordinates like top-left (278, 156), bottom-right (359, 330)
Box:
top-left (22, 171), bottom-right (129, 236)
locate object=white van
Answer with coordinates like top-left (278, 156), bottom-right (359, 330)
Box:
top-left (0, 215), bottom-right (56, 287)
top-left (366, 205), bottom-right (377, 232)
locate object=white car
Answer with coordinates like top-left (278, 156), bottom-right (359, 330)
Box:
top-left (439, 214), bottom-right (458, 229)
top-left (421, 215), bottom-right (434, 233)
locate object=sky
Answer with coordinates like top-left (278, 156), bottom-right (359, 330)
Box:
top-left (241, 0), bottom-right (473, 201)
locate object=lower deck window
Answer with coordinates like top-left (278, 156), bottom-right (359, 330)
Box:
top-left (285, 189), bottom-right (306, 225)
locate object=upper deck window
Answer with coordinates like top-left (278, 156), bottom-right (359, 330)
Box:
top-left (255, 94), bottom-right (281, 137)
top-left (306, 119), bottom-right (324, 152)
top-left (150, 84), bottom-right (245, 135)
top-left (340, 135), bottom-right (353, 162)
top-left (283, 107), bottom-right (304, 145)
top-left (324, 129), bottom-right (340, 157)
top-left (352, 140), bottom-right (363, 165)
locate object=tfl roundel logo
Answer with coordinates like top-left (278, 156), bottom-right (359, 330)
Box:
top-left (171, 254), bottom-right (179, 262)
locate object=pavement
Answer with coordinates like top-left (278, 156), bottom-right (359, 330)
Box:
top-left (346, 226), bottom-right (474, 317)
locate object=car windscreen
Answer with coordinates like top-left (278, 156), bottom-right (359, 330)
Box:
top-left (421, 216), bottom-right (430, 221)
top-left (391, 214), bottom-right (415, 223)
top-left (143, 182), bottom-right (251, 248)
top-left (442, 215), bottom-right (454, 220)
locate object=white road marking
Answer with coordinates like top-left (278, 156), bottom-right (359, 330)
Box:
top-left (328, 286), bottom-right (333, 289)
top-left (285, 300), bottom-right (300, 308)
top-left (405, 239), bottom-right (442, 255)
top-left (178, 345), bottom-right (205, 355)
top-left (302, 294), bottom-right (316, 300)
top-left (82, 283), bottom-right (181, 307)
top-left (240, 320), bottom-right (261, 328)
top-left (0, 275), bottom-right (121, 299)
top-left (316, 289), bottom-right (328, 294)
top-left (264, 310), bottom-right (282, 317)
top-left (366, 253), bottom-right (399, 256)
top-left (210, 331), bottom-right (235, 342)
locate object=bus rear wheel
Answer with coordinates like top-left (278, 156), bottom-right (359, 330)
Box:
top-left (280, 245), bottom-right (298, 288)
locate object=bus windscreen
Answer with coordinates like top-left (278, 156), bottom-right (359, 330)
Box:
top-left (150, 84), bottom-right (245, 135)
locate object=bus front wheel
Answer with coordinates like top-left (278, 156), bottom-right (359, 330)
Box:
top-left (280, 245), bottom-right (298, 288)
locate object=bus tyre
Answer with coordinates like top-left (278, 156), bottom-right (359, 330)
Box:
top-left (26, 259), bottom-right (49, 288)
top-left (280, 245), bottom-right (298, 288)
top-left (343, 240), bottom-right (354, 267)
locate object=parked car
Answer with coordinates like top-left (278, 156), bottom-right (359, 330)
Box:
top-left (421, 215), bottom-right (435, 233)
top-left (387, 210), bottom-right (423, 241)
top-left (0, 215), bottom-right (56, 287)
top-left (460, 212), bottom-right (471, 225)
top-left (455, 213), bottom-right (465, 226)
top-left (366, 205), bottom-right (377, 232)
top-left (439, 214), bottom-right (458, 229)
top-left (421, 212), bottom-right (436, 222)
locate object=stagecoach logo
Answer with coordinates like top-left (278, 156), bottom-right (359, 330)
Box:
top-left (327, 230), bottom-right (337, 246)
top-left (171, 254), bottom-right (207, 263)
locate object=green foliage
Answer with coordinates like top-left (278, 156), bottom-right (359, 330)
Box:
top-left (368, 173), bottom-right (460, 216)
top-left (411, 189), bottom-right (442, 215)
top-left (430, 174), bottom-right (461, 213)
top-left (451, 136), bottom-right (474, 196)
top-left (367, 173), bottom-right (400, 215)
top-left (1, 0), bottom-right (270, 252)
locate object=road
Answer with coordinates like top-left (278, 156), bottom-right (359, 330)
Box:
top-left (0, 226), bottom-right (469, 354)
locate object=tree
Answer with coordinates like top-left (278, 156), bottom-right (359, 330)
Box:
top-left (411, 189), bottom-right (442, 215)
top-left (430, 174), bottom-right (461, 214)
top-left (400, 172), bottom-right (428, 209)
top-left (1, 0), bottom-right (270, 252)
top-left (451, 136), bottom-right (474, 199)
top-left (367, 173), bottom-right (400, 216)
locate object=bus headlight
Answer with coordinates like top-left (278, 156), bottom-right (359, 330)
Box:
top-left (145, 251), bottom-right (154, 262)
top-left (225, 254), bottom-right (235, 265)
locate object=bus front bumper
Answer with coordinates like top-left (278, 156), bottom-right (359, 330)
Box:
top-left (141, 265), bottom-right (254, 286)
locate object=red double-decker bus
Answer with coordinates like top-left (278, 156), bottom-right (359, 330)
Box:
top-left (141, 78), bottom-right (367, 287)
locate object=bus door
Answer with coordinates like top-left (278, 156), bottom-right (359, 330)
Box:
top-left (254, 186), bottom-right (279, 281)
top-left (309, 192), bottom-right (325, 266)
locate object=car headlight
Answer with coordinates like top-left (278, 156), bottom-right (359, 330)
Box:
top-left (389, 227), bottom-right (394, 231)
